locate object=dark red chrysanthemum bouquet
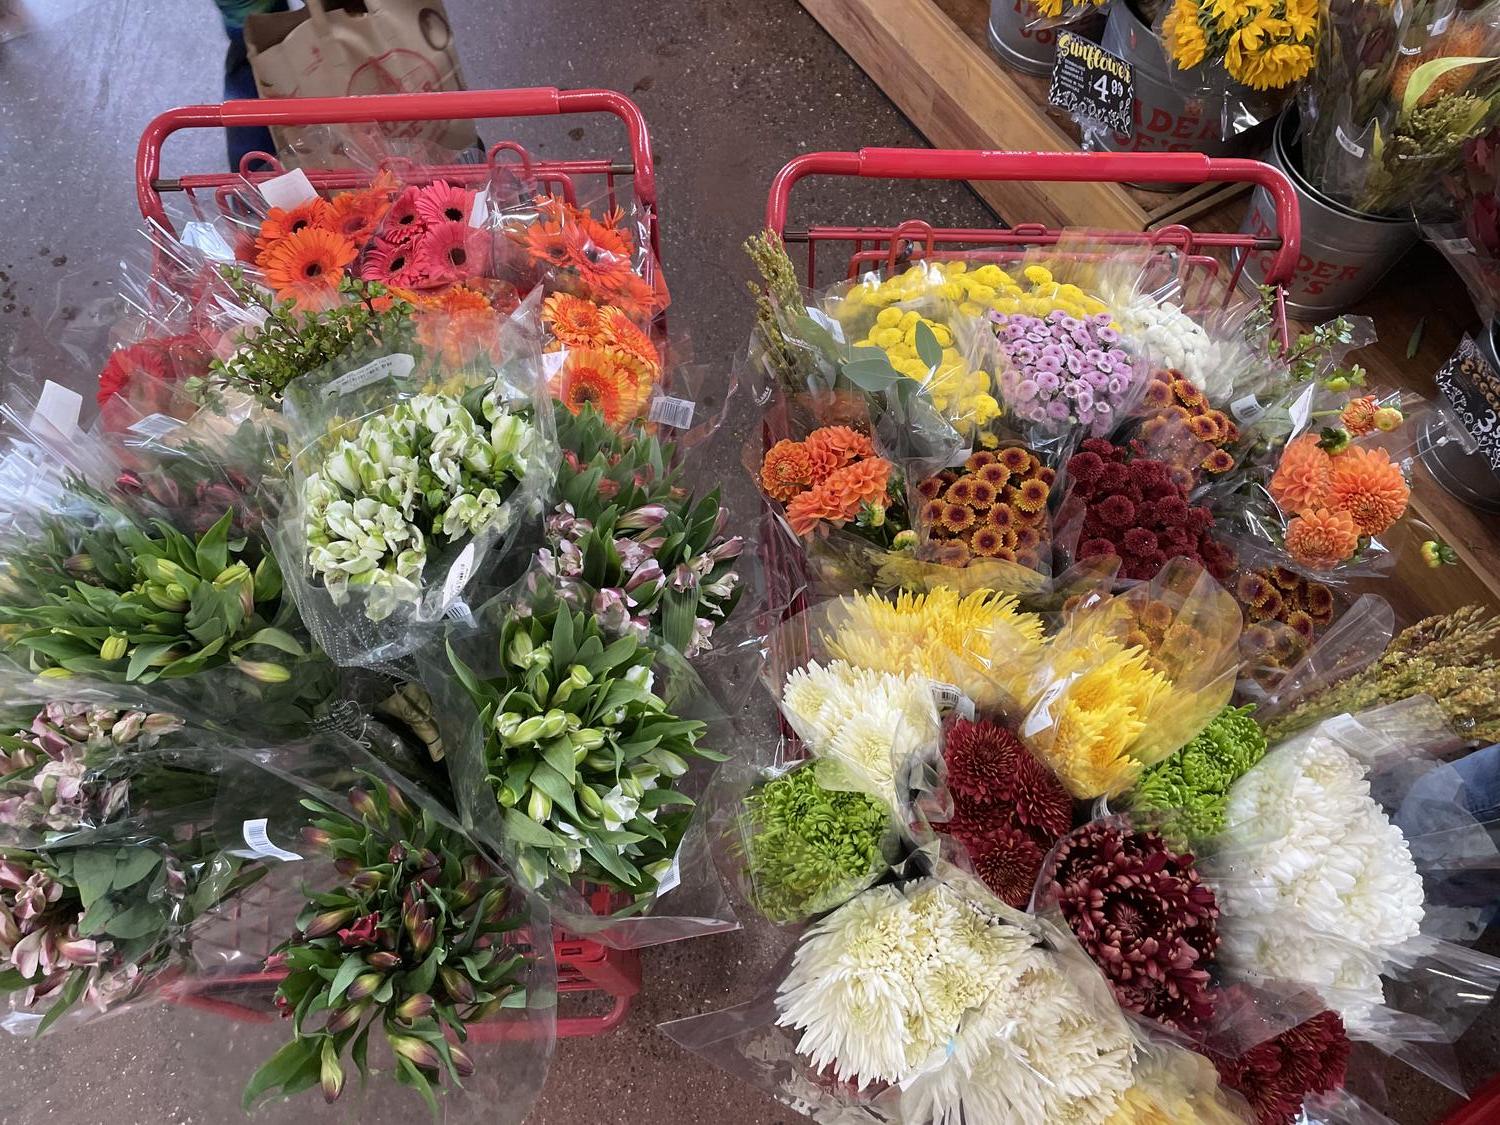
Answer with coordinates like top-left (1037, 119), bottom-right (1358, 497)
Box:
top-left (934, 717), bottom-right (1074, 909)
top-left (1047, 821), bottom-right (1221, 1033)
top-left (1060, 438), bottom-right (1235, 582)
top-left (1204, 1008), bottom-right (1351, 1125)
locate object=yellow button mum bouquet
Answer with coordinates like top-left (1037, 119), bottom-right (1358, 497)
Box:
top-left (1162, 0), bottom-right (1319, 92)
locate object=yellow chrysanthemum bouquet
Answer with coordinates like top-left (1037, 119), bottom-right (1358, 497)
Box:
top-left (1162, 0), bottom-right (1319, 92)
top-left (1011, 560), bottom-right (1242, 798)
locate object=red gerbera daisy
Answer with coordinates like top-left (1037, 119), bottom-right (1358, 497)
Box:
top-left (360, 237), bottom-right (421, 288)
top-left (413, 221), bottom-right (489, 288)
top-left (380, 187), bottom-right (424, 243)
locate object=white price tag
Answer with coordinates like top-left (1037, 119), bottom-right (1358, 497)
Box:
top-left (1335, 126), bottom-right (1366, 159)
top-left (442, 541), bottom-right (478, 610)
top-left (930, 681), bottom-right (976, 720)
top-left (125, 413), bottom-right (184, 441)
top-left (648, 395), bottom-right (696, 430)
top-left (1229, 394), bottom-right (1266, 424)
top-left (321, 353), bottom-right (416, 398)
top-left (656, 851), bottom-right (682, 896)
top-left (241, 817), bottom-right (303, 863)
top-left (468, 188), bottom-right (490, 228)
top-left (32, 381), bottom-right (82, 438)
top-left (258, 168), bottom-right (318, 210)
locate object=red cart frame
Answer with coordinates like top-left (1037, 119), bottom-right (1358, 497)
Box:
top-left (134, 88), bottom-right (658, 1038)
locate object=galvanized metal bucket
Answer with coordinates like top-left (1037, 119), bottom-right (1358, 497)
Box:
top-left (987, 0), bottom-right (1101, 77)
top-left (1094, 2), bottom-right (1249, 170)
top-left (1236, 109), bottom-right (1418, 319)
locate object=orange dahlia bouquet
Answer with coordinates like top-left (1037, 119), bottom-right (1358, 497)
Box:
top-left (1265, 390), bottom-right (1415, 572)
top-left (758, 424), bottom-right (901, 543)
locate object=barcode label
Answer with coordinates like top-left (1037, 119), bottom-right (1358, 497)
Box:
top-left (322, 353), bottom-right (415, 398)
top-left (648, 395), bottom-right (696, 430)
top-left (126, 413), bottom-right (184, 440)
top-left (258, 168), bottom-right (318, 210)
top-left (1335, 126), bottom-right (1366, 159)
top-left (442, 541), bottom-right (478, 607)
top-left (930, 681), bottom-right (976, 720)
top-left (445, 602), bottom-right (476, 627)
top-left (1230, 393), bottom-right (1265, 423)
top-left (241, 817), bottom-right (303, 862)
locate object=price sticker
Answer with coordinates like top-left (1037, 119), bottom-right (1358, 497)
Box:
top-left (1049, 32), bottom-right (1134, 136)
top-left (241, 817), bottom-right (303, 863)
top-left (648, 395), bottom-right (697, 430)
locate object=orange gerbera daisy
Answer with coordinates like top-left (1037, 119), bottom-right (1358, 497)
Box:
top-left (1327, 446), bottom-right (1410, 535)
top-left (329, 190), bottom-right (392, 245)
top-left (260, 227), bottom-right (357, 311)
top-left (599, 306), bottom-right (661, 371)
top-left (521, 217), bottom-right (571, 269)
top-left (552, 347), bottom-right (653, 426)
top-left (760, 439), bottom-right (814, 503)
top-left (542, 292), bottom-right (607, 348)
top-left (1268, 433), bottom-right (1332, 511)
top-left (1341, 396), bottom-right (1379, 436)
top-left (1285, 508), bottom-right (1361, 569)
top-left (255, 197), bottom-right (335, 260)
top-left (414, 286), bottom-right (499, 367)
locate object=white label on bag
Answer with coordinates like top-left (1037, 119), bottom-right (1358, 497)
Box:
top-left (1230, 394), bottom-right (1266, 423)
top-left (806, 307), bottom-right (847, 344)
top-left (468, 188), bottom-right (489, 228)
top-left (126, 413), bottom-right (184, 440)
top-left (1335, 126), bottom-right (1366, 159)
top-left (648, 395), bottom-right (696, 430)
top-left (32, 381), bottom-right (82, 437)
top-left (1430, 10), bottom-right (1454, 34)
top-left (444, 602), bottom-right (476, 627)
top-left (443, 542), bottom-right (478, 606)
top-left (181, 221), bottom-right (237, 263)
top-left (241, 818), bottom-right (303, 862)
top-left (321, 353), bottom-right (416, 398)
top-left (258, 168), bottom-right (318, 210)
top-left (930, 681), bottom-right (976, 721)
top-left (656, 851), bottom-right (682, 897)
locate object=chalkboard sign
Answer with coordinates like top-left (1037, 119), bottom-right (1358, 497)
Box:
top-left (1434, 334), bottom-right (1500, 471)
top-left (1049, 31), bottom-right (1134, 136)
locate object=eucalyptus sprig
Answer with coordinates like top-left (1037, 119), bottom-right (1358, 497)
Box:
top-left (449, 605), bottom-right (724, 896)
top-left (204, 270), bottom-right (417, 402)
top-left (246, 779), bottom-right (528, 1113)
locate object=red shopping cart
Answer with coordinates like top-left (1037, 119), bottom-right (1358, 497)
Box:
top-left (756, 147), bottom-right (1302, 617)
top-left (135, 88), bottom-right (661, 1037)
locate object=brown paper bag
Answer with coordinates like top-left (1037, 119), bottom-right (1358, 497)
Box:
top-left (244, 0), bottom-right (476, 162)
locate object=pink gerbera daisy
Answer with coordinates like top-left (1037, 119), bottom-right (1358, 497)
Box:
top-left (414, 180), bottom-right (474, 226)
top-left (413, 221), bottom-right (488, 288)
top-left (360, 237), bottom-right (421, 288)
top-left (380, 187), bottom-right (424, 243)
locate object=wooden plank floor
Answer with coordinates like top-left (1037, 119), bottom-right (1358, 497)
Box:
top-left (799, 0), bottom-right (1500, 617)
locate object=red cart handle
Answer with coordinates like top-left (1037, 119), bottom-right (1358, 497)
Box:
top-left (136, 87), bottom-right (656, 229)
top-left (766, 148), bottom-right (1302, 286)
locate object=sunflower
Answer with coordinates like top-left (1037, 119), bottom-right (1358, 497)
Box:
top-left (414, 180), bottom-right (473, 226)
top-left (761, 439), bottom-right (815, 503)
top-left (1327, 447), bottom-right (1409, 536)
top-left (1285, 509), bottom-right (1360, 569)
top-left (542, 292), bottom-right (607, 348)
top-left (260, 227), bottom-right (357, 310)
top-left (1165, 0), bottom-right (1209, 69)
top-left (553, 347), bottom-right (654, 427)
top-left (414, 286), bottom-right (498, 367)
top-left (255, 198), bottom-right (334, 261)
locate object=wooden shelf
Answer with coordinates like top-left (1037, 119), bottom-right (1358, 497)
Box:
top-left (799, 0), bottom-right (1500, 619)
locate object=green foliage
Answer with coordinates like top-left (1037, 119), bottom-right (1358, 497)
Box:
top-left (246, 778), bottom-right (527, 1112)
top-left (740, 767), bottom-right (892, 923)
top-left (1129, 705), bottom-right (1267, 844)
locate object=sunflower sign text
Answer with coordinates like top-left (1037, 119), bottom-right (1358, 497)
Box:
top-left (1049, 32), bottom-right (1134, 135)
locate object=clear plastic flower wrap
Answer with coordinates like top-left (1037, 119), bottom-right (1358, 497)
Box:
top-left (703, 737), bottom-right (905, 927)
top-left (428, 584), bottom-right (736, 950)
top-left (1198, 699), bottom-right (1500, 1096)
top-left (0, 422), bottom-right (342, 735)
top-left (1012, 559), bottom-right (1241, 799)
top-left (660, 871), bottom-right (1173, 1125)
top-left (273, 293), bottom-right (557, 667)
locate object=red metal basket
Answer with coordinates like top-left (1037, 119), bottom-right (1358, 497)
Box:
top-left (135, 87), bottom-right (661, 1037)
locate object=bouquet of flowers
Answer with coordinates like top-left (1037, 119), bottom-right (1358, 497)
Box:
top-left (1161, 0), bottom-right (1319, 92)
top-left (1422, 125), bottom-right (1500, 322)
top-left (1299, 0), bottom-right (1500, 215)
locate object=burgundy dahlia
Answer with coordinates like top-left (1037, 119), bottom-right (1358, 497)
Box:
top-left (937, 718), bottom-right (1074, 908)
top-left (1049, 822), bottom-right (1220, 1032)
top-left (1208, 1010), bottom-right (1350, 1125)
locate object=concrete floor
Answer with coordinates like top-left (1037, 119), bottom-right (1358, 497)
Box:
top-left (0, 0), bottom-right (1495, 1122)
